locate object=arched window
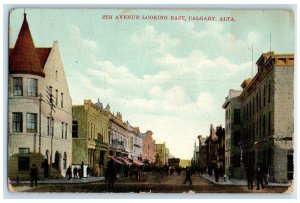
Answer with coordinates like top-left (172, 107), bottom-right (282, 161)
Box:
top-left (54, 151), bottom-right (60, 170)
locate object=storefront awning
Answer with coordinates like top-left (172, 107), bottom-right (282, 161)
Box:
top-left (119, 157), bottom-right (132, 165)
top-left (109, 156), bottom-right (122, 164)
top-left (133, 159), bottom-right (143, 166)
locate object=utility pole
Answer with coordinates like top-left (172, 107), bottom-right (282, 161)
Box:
top-left (38, 93), bottom-right (43, 153)
top-left (47, 86), bottom-right (55, 176)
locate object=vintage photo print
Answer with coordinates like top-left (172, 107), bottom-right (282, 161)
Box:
top-left (7, 8), bottom-right (294, 194)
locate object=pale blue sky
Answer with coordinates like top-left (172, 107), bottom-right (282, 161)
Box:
top-left (9, 9), bottom-right (294, 159)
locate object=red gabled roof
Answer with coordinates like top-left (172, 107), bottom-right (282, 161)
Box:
top-left (9, 14), bottom-right (45, 77)
top-left (36, 48), bottom-right (52, 67)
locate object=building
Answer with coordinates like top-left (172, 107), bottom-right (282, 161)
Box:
top-left (108, 111), bottom-right (129, 158)
top-left (191, 141), bottom-right (199, 167)
top-left (165, 147), bottom-right (170, 165)
top-left (179, 159), bottom-right (191, 168)
top-left (8, 13), bottom-right (72, 179)
top-left (155, 143), bottom-right (167, 166)
top-left (222, 89), bottom-right (243, 179)
top-left (141, 130), bottom-right (156, 163)
top-left (128, 124), bottom-right (143, 161)
top-left (72, 99), bottom-right (110, 176)
top-left (197, 135), bottom-right (207, 171)
top-left (240, 52), bottom-right (294, 183)
top-left (205, 124), bottom-right (225, 173)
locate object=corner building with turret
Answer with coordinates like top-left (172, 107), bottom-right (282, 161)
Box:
top-left (8, 13), bottom-right (72, 180)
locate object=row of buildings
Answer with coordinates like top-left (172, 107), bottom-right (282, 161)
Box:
top-left (193, 51), bottom-right (294, 183)
top-left (8, 13), bottom-right (171, 180)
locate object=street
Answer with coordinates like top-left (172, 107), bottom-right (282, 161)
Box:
top-left (11, 172), bottom-right (290, 193)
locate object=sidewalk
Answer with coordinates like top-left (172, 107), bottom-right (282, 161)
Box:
top-left (11, 176), bottom-right (105, 185)
top-left (200, 174), bottom-right (292, 187)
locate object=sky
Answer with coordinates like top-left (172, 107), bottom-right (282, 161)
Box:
top-left (9, 9), bottom-right (294, 160)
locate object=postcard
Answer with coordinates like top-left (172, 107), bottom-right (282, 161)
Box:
top-left (7, 8), bottom-right (294, 194)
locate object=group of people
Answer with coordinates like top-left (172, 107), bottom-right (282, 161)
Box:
top-left (246, 165), bottom-right (269, 190)
top-left (65, 164), bottom-right (98, 179)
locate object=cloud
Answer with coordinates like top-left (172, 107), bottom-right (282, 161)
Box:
top-left (130, 25), bottom-right (180, 53)
top-left (180, 21), bottom-right (262, 60)
top-left (68, 25), bottom-right (97, 50)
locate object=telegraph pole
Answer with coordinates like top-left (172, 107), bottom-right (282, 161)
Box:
top-left (47, 86), bottom-right (55, 176)
top-left (38, 93), bottom-right (43, 153)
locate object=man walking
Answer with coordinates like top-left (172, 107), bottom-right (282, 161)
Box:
top-left (105, 157), bottom-right (116, 191)
top-left (256, 165), bottom-right (264, 190)
top-left (246, 165), bottom-right (254, 190)
top-left (30, 164), bottom-right (38, 187)
top-left (183, 167), bottom-right (192, 185)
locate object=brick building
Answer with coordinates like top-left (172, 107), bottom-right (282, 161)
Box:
top-left (240, 52), bottom-right (294, 183)
top-left (8, 13), bottom-right (72, 179)
top-left (141, 130), bottom-right (156, 163)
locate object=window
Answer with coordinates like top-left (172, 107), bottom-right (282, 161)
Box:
top-left (268, 111), bottom-right (271, 136)
top-left (256, 93), bottom-right (259, 112)
top-left (249, 101), bottom-right (251, 117)
top-left (233, 109), bottom-right (240, 124)
top-left (61, 93), bottom-right (64, 108)
top-left (263, 85), bottom-right (266, 107)
top-left (56, 90), bottom-right (58, 106)
top-left (90, 123), bottom-right (93, 138)
top-left (287, 154), bottom-right (293, 180)
top-left (72, 121), bottom-right (78, 138)
top-left (62, 122), bottom-right (64, 139)
top-left (260, 117), bottom-right (262, 138)
top-left (263, 115), bottom-right (266, 137)
top-left (56, 71), bottom-right (58, 80)
top-left (18, 157), bottom-right (30, 171)
top-left (51, 119), bottom-right (54, 137)
top-left (13, 77), bottom-right (23, 96)
top-left (63, 152), bottom-right (67, 170)
top-left (19, 148), bottom-right (29, 154)
top-left (26, 113), bottom-right (37, 133)
top-left (27, 78), bottom-right (37, 97)
top-left (13, 112), bottom-right (22, 132)
top-left (268, 80), bottom-right (271, 103)
top-left (259, 89), bottom-right (262, 109)
top-left (253, 98), bottom-right (255, 114)
top-left (65, 123), bottom-right (68, 139)
top-left (47, 117), bottom-right (50, 136)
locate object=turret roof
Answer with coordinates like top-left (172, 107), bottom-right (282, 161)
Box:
top-left (9, 14), bottom-right (45, 77)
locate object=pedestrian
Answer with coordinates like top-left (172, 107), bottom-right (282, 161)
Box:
top-left (246, 165), bottom-right (254, 190)
top-left (66, 165), bottom-right (72, 180)
top-left (183, 167), bottom-right (192, 185)
top-left (73, 166), bottom-right (78, 178)
top-left (214, 166), bottom-right (219, 182)
top-left (256, 165), bottom-right (264, 190)
top-left (263, 165), bottom-right (269, 185)
top-left (95, 165), bottom-right (100, 177)
top-left (219, 165), bottom-right (225, 181)
top-left (105, 157), bottom-right (116, 191)
top-left (30, 164), bottom-right (38, 187)
top-left (87, 166), bottom-right (89, 177)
